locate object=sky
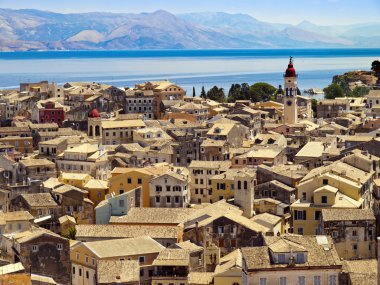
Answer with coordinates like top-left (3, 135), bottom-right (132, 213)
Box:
top-left (0, 0), bottom-right (379, 25)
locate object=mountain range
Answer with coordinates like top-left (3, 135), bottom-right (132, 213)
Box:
top-left (0, 9), bottom-right (379, 51)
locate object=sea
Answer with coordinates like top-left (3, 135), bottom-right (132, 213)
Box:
top-left (1, 49), bottom-right (380, 99)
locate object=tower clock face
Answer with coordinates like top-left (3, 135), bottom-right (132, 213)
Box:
top-left (287, 100), bottom-right (292, 106)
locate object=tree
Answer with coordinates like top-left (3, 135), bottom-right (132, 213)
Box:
top-left (323, 83), bottom-right (345, 99)
top-left (227, 84), bottom-right (242, 102)
top-left (200, 86), bottom-right (206, 99)
top-left (192, 86), bottom-right (196, 97)
top-left (349, 86), bottom-right (369, 97)
top-left (206, 86), bottom-right (225, 102)
top-left (371, 60), bottom-right (380, 74)
top-left (64, 227), bottom-right (76, 240)
top-left (249, 82), bottom-right (277, 102)
top-left (311, 98), bottom-right (318, 118)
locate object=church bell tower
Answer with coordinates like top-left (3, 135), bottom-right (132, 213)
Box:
top-left (283, 57), bottom-right (298, 124)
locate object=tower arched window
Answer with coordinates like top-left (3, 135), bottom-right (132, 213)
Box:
top-left (238, 181), bottom-right (241, 190)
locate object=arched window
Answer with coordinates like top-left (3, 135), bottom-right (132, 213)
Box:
top-left (237, 181), bottom-right (241, 190)
top-left (244, 181), bottom-right (248, 189)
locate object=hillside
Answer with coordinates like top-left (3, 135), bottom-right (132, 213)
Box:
top-left (0, 9), bottom-right (379, 51)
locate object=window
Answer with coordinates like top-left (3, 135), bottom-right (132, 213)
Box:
top-left (79, 268), bottom-right (82, 276)
top-left (302, 192), bottom-right (307, 201)
top-left (294, 210), bottom-right (306, 220)
top-left (323, 179), bottom-right (328, 185)
top-left (166, 186), bottom-right (171, 192)
top-left (329, 275), bottom-right (337, 285)
top-left (166, 196), bottom-right (171, 203)
top-left (259, 278), bottom-right (267, 285)
top-left (85, 255), bottom-right (89, 264)
top-left (139, 256), bottom-right (145, 263)
top-left (127, 178), bottom-right (132, 184)
top-left (297, 227), bottom-right (304, 235)
top-left (32, 245), bottom-right (38, 252)
top-left (57, 243), bottom-right (63, 250)
top-left (315, 211), bottom-right (321, 221)
top-left (156, 196), bottom-right (160, 203)
top-left (298, 276), bottom-right (305, 285)
top-left (92, 258), bottom-right (95, 266)
top-left (321, 196), bottom-right (327, 204)
top-left (72, 266), bottom-right (75, 275)
top-left (218, 226), bottom-right (224, 234)
top-left (137, 178), bottom-right (142, 184)
top-left (352, 230), bottom-right (357, 236)
top-left (156, 186), bottom-right (162, 192)
top-left (296, 253), bottom-right (304, 263)
top-left (278, 254), bottom-right (286, 263)
top-left (86, 271), bottom-right (89, 279)
top-left (119, 199), bottom-right (125, 207)
top-left (314, 276), bottom-right (321, 285)
top-left (352, 244), bottom-right (357, 250)
top-left (76, 253), bottom-right (80, 260)
top-left (280, 277), bottom-right (287, 285)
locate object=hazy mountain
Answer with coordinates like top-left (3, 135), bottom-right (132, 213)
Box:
top-left (0, 8), bottom-right (378, 51)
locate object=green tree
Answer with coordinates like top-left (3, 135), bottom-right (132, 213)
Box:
top-left (206, 86), bottom-right (225, 102)
top-left (323, 83), bottom-right (345, 99)
top-left (192, 86), bottom-right (196, 97)
top-left (371, 60), bottom-right (380, 74)
top-left (349, 86), bottom-right (369, 97)
top-left (311, 98), bottom-right (318, 118)
top-left (64, 227), bottom-right (77, 240)
top-left (227, 84), bottom-right (243, 102)
top-left (249, 82), bottom-right (277, 102)
top-left (200, 86), bottom-right (206, 99)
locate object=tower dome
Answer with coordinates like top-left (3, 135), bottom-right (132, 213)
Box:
top-left (88, 108), bottom-right (101, 118)
top-left (285, 56), bottom-right (297, 77)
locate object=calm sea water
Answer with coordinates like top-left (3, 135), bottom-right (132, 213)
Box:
top-left (1, 49), bottom-right (379, 98)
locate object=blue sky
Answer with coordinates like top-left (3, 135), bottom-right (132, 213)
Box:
top-left (0, 0), bottom-right (379, 25)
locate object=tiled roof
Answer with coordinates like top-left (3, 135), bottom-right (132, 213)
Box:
top-left (75, 224), bottom-right (180, 239)
top-left (322, 208), bottom-right (375, 222)
top-left (20, 193), bottom-right (58, 207)
top-left (109, 207), bottom-right (197, 225)
top-left (83, 236), bottom-right (164, 258)
top-left (97, 260), bottom-right (139, 284)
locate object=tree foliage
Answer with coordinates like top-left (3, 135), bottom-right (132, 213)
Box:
top-left (200, 86), bottom-right (206, 99)
top-left (206, 86), bottom-right (225, 102)
top-left (372, 60), bottom-right (380, 74)
top-left (249, 82), bottom-right (277, 102)
top-left (192, 86), bottom-right (196, 97)
top-left (349, 86), bottom-right (369, 97)
top-left (227, 82), bottom-right (277, 102)
top-left (64, 227), bottom-right (77, 240)
top-left (323, 83), bottom-right (345, 99)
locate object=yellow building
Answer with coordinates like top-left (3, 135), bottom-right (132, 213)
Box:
top-left (109, 163), bottom-right (171, 207)
top-left (291, 159), bottom-right (373, 235)
top-left (71, 236), bottom-right (165, 285)
top-left (213, 249), bottom-right (243, 285)
top-left (211, 168), bottom-right (256, 204)
top-left (59, 172), bottom-right (91, 188)
top-left (84, 179), bottom-right (109, 206)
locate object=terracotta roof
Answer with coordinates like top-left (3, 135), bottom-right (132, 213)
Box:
top-left (75, 224), bottom-right (180, 240)
top-left (83, 236), bottom-right (165, 258)
top-left (152, 248), bottom-right (189, 266)
top-left (97, 260), bottom-right (139, 284)
top-left (20, 193), bottom-right (58, 207)
top-left (322, 209), bottom-right (375, 222)
top-left (109, 208), bottom-right (196, 225)
top-left (243, 235), bottom-right (341, 270)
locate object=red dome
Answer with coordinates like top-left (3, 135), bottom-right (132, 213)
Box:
top-left (285, 57), bottom-right (297, 77)
top-left (88, 108), bottom-right (100, 118)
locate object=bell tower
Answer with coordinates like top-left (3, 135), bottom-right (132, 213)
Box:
top-left (283, 57), bottom-right (298, 124)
